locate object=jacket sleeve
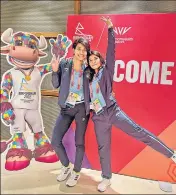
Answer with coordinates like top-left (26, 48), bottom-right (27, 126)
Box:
top-left (105, 27), bottom-right (115, 76)
top-left (51, 59), bottom-right (66, 88)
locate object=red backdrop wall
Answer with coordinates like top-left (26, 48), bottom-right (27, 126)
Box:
top-left (66, 14), bottom-right (176, 183)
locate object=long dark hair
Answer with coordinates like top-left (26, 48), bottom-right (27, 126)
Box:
top-left (84, 50), bottom-right (105, 82)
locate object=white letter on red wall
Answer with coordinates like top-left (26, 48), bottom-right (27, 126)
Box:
top-left (126, 60), bottom-right (139, 83)
top-left (161, 62), bottom-right (174, 85)
top-left (140, 61), bottom-right (160, 84)
top-left (113, 60), bottom-right (125, 82)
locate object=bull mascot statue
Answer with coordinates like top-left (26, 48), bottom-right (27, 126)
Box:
top-left (0, 28), bottom-right (71, 171)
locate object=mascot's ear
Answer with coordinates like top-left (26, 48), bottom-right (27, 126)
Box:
top-left (38, 50), bottom-right (47, 57)
top-left (1, 45), bottom-right (11, 55)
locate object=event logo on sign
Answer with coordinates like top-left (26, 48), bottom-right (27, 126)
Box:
top-left (114, 26), bottom-right (133, 44)
top-left (114, 27), bottom-right (131, 35)
top-left (73, 22), bottom-right (93, 42)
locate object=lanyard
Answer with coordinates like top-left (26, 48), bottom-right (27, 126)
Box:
top-left (90, 67), bottom-right (104, 98)
top-left (70, 64), bottom-right (83, 90)
top-left (90, 78), bottom-right (100, 99)
top-left (18, 67), bottom-right (34, 81)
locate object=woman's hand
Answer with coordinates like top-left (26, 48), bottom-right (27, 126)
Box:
top-left (100, 16), bottom-right (113, 29)
top-left (51, 55), bottom-right (60, 72)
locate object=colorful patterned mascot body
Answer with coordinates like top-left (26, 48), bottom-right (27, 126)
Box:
top-left (0, 28), bottom-right (71, 171)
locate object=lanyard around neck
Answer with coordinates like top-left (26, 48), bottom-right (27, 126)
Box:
top-left (89, 67), bottom-right (104, 99)
top-left (18, 67), bottom-right (34, 81)
top-left (90, 79), bottom-right (100, 99)
top-left (70, 64), bottom-right (83, 90)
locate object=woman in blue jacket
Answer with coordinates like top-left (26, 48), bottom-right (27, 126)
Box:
top-left (85, 16), bottom-right (176, 192)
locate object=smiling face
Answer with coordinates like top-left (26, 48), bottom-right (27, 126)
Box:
top-left (88, 50), bottom-right (105, 72)
top-left (73, 43), bottom-right (87, 61)
top-left (9, 34), bottom-right (39, 68)
top-left (72, 37), bottom-right (90, 63)
top-left (8, 46), bottom-right (40, 69)
top-left (88, 54), bottom-right (102, 70)
top-left (1, 32), bottom-right (47, 69)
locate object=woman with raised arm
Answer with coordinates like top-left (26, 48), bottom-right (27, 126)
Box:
top-left (85, 16), bottom-right (176, 192)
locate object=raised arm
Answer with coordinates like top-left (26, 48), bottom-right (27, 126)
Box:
top-left (106, 27), bottom-right (115, 75)
top-left (101, 16), bottom-right (115, 75)
top-left (52, 71), bottom-right (61, 89)
top-left (49, 34), bottom-right (72, 88)
top-left (51, 57), bottom-right (64, 89)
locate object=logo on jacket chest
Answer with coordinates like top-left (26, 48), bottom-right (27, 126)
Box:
top-left (18, 78), bottom-right (36, 101)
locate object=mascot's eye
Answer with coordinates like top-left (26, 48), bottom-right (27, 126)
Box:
top-left (15, 40), bottom-right (23, 46)
top-left (28, 43), bottom-right (36, 49)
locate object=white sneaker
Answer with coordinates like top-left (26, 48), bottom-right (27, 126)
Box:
top-left (66, 171), bottom-right (80, 187)
top-left (97, 178), bottom-right (111, 192)
top-left (158, 181), bottom-right (173, 192)
top-left (57, 166), bottom-right (71, 182)
top-left (171, 151), bottom-right (176, 163)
